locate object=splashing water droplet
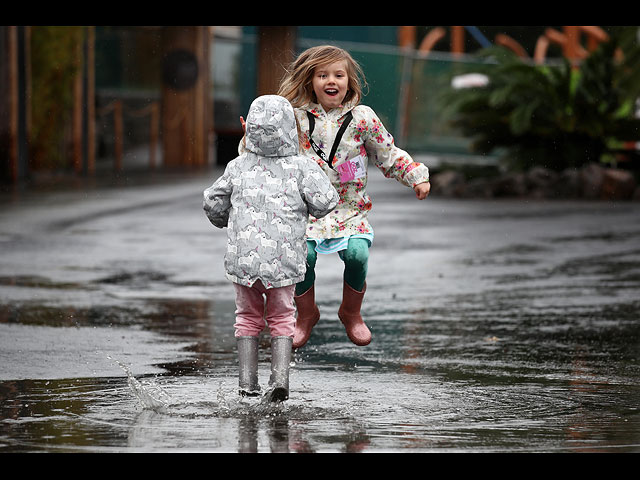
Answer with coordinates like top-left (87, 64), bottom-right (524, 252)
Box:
top-left (108, 355), bottom-right (171, 412)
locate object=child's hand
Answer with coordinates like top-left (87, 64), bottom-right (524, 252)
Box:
top-left (414, 182), bottom-right (431, 200)
top-left (240, 116), bottom-right (246, 132)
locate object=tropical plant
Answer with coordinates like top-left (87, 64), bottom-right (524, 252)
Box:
top-left (440, 27), bottom-right (640, 172)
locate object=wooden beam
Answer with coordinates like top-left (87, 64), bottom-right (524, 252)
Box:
top-left (3, 26), bottom-right (29, 183)
top-left (451, 26), bottom-right (465, 56)
top-left (563, 25), bottom-right (581, 60)
top-left (71, 26), bottom-right (95, 175)
top-left (580, 26), bottom-right (609, 51)
top-left (86, 26), bottom-right (95, 175)
top-left (418, 27), bottom-right (446, 57)
top-left (161, 26), bottom-right (211, 168)
top-left (113, 100), bottom-right (123, 171)
top-left (6, 26), bottom-right (19, 182)
top-left (534, 35), bottom-right (551, 64)
top-left (398, 26), bottom-right (416, 49)
top-left (495, 34), bottom-right (529, 58)
top-left (257, 26), bottom-right (296, 96)
top-left (72, 36), bottom-right (82, 173)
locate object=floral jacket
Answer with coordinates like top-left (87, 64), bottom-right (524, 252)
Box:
top-left (204, 95), bottom-right (339, 288)
top-left (297, 99), bottom-right (430, 239)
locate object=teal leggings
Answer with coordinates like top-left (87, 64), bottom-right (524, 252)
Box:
top-left (295, 238), bottom-right (369, 295)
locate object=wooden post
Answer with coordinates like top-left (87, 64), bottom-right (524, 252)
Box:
top-left (451, 26), bottom-right (465, 56)
top-left (85, 26), bottom-right (95, 175)
top-left (418, 27), bottom-right (447, 57)
top-left (71, 26), bottom-right (95, 175)
top-left (398, 26), bottom-right (416, 49)
top-left (534, 36), bottom-right (551, 64)
top-left (149, 102), bottom-right (159, 169)
top-left (72, 37), bottom-right (82, 173)
top-left (495, 34), bottom-right (529, 58)
top-left (256, 26), bottom-right (296, 96)
top-left (580, 26), bottom-right (609, 51)
top-left (563, 26), bottom-right (580, 62)
top-left (113, 99), bottom-right (123, 171)
top-left (2, 26), bottom-right (29, 183)
top-left (161, 26), bottom-right (211, 168)
top-left (4, 26), bottom-right (19, 183)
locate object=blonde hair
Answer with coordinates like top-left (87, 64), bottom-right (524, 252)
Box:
top-left (278, 45), bottom-right (367, 108)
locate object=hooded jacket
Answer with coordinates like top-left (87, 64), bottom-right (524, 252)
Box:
top-left (203, 95), bottom-right (339, 289)
top-left (297, 99), bottom-right (430, 239)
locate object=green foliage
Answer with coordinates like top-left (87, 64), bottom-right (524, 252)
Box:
top-left (440, 27), bottom-right (640, 172)
top-left (30, 26), bottom-right (85, 170)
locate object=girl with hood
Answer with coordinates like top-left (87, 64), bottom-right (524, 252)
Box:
top-left (277, 45), bottom-right (431, 349)
top-left (203, 95), bottom-right (339, 401)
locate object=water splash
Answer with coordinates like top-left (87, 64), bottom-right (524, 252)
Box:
top-left (108, 355), bottom-right (171, 413)
top-left (107, 355), bottom-right (348, 423)
top-left (214, 383), bottom-right (291, 418)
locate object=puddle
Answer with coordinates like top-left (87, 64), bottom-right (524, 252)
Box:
top-left (1, 173), bottom-right (640, 452)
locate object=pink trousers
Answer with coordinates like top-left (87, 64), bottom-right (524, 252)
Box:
top-left (233, 280), bottom-right (296, 338)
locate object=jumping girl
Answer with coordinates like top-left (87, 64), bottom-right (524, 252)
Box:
top-left (276, 45), bottom-right (431, 349)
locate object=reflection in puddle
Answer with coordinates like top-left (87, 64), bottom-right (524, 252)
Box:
top-left (1, 285), bottom-right (639, 452)
top-left (2, 188), bottom-right (640, 451)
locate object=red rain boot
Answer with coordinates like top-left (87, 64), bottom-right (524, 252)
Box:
top-left (293, 285), bottom-right (320, 349)
top-left (338, 281), bottom-right (371, 346)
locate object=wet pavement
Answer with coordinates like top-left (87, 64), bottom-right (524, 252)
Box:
top-left (1, 167), bottom-right (639, 452)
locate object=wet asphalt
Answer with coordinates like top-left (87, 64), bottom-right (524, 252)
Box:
top-left (1, 166), bottom-right (639, 452)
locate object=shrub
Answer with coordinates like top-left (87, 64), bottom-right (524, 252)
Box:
top-left (441, 27), bottom-right (640, 172)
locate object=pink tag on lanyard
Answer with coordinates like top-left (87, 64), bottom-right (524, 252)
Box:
top-left (336, 155), bottom-right (366, 183)
top-left (337, 161), bottom-right (357, 182)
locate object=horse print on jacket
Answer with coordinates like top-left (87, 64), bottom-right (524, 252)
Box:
top-left (204, 95), bottom-right (339, 288)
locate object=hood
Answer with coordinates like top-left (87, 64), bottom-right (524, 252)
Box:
top-left (244, 95), bottom-right (298, 157)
